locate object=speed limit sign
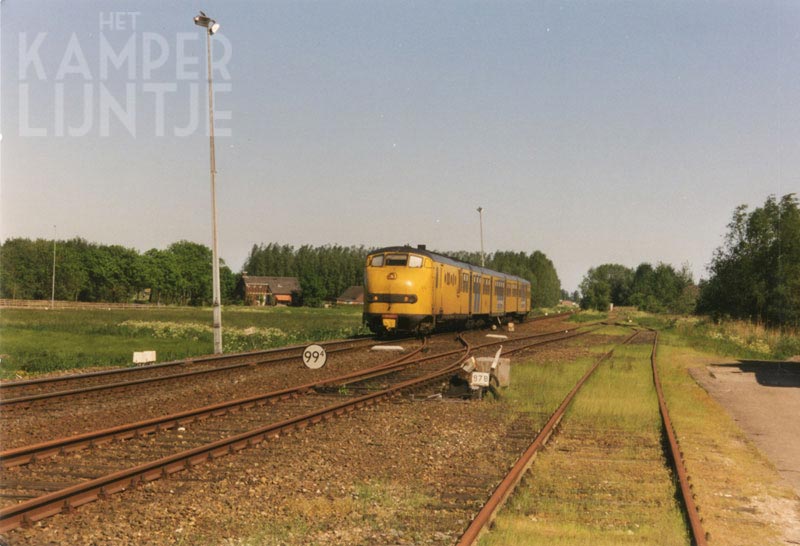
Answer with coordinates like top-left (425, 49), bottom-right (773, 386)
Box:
top-left (302, 344), bottom-right (327, 369)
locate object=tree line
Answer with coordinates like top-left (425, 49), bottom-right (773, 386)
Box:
top-left (242, 243), bottom-right (368, 306)
top-left (579, 262), bottom-right (697, 314)
top-left (1, 239), bottom-right (563, 309)
top-left (445, 249), bottom-right (562, 308)
top-left (697, 194), bottom-right (799, 327)
top-left (577, 194), bottom-right (799, 328)
top-left (242, 244), bottom-right (563, 307)
top-left (0, 238), bottom-right (237, 305)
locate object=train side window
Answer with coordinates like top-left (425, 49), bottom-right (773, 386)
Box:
top-left (408, 255), bottom-right (423, 268)
top-left (370, 255), bottom-right (384, 267)
top-left (462, 273), bottom-right (469, 292)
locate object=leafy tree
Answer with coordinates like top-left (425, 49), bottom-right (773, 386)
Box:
top-left (243, 243), bottom-right (368, 305)
top-left (630, 262), bottom-right (696, 314)
top-left (442, 248), bottom-right (562, 309)
top-left (579, 264), bottom-right (633, 311)
top-left (698, 194), bottom-right (800, 326)
top-left (527, 251), bottom-right (561, 307)
top-left (0, 238), bottom-right (51, 299)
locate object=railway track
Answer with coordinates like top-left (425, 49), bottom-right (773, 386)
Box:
top-left (1, 324), bottom-right (595, 470)
top-left (0, 337), bottom-right (387, 408)
top-left (0, 313), bottom-right (572, 410)
top-left (456, 326), bottom-right (707, 546)
top-left (0, 336), bottom-right (465, 532)
top-left (0, 321), bottom-right (589, 533)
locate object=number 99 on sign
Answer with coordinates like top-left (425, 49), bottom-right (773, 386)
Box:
top-left (302, 344), bottom-right (327, 369)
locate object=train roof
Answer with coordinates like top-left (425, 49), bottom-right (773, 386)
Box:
top-left (369, 246), bottom-right (530, 284)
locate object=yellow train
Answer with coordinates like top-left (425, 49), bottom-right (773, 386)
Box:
top-left (363, 245), bottom-right (530, 334)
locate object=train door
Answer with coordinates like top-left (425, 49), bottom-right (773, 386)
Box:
top-left (495, 279), bottom-right (505, 314)
top-left (434, 265), bottom-right (443, 315)
top-left (520, 284), bottom-right (527, 313)
top-left (472, 274), bottom-right (481, 314)
top-left (460, 271), bottom-right (470, 315)
top-left (487, 276), bottom-right (495, 315)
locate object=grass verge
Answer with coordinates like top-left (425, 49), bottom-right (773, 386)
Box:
top-left (652, 339), bottom-right (797, 545)
top-left (618, 309), bottom-right (800, 361)
top-left (0, 306), bottom-right (368, 378)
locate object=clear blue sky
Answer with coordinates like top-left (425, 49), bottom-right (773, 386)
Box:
top-left (2, 1), bottom-right (798, 292)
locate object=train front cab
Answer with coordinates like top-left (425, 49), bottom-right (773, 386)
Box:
top-left (363, 250), bottom-right (435, 334)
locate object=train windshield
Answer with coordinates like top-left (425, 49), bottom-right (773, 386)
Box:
top-left (369, 255), bottom-right (385, 267)
top-left (381, 254), bottom-right (424, 268)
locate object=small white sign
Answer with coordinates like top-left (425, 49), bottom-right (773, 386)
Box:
top-left (133, 350), bottom-right (156, 364)
top-left (302, 344), bottom-right (327, 369)
top-left (471, 371), bottom-right (491, 387)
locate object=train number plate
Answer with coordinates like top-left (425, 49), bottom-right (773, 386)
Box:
top-left (471, 372), bottom-right (491, 387)
top-left (382, 317), bottom-right (397, 329)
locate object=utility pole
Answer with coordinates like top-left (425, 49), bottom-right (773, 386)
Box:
top-left (477, 207), bottom-right (485, 267)
top-left (194, 11), bottom-right (223, 354)
top-left (51, 225), bottom-right (56, 308)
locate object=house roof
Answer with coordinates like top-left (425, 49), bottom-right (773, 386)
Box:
top-left (337, 286), bottom-right (364, 301)
top-left (243, 276), bottom-right (301, 295)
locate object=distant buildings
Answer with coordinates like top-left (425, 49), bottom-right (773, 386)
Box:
top-left (241, 275), bottom-right (301, 306)
top-left (336, 286), bottom-right (364, 305)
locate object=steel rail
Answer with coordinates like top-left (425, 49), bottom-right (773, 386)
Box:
top-left (0, 312), bottom-right (571, 392)
top-left (1, 320), bottom-right (591, 409)
top-left (1, 325), bottom-right (592, 469)
top-left (0, 338), bottom-right (391, 408)
top-left (649, 330), bottom-right (708, 546)
top-left (332, 325), bottom-right (599, 389)
top-left (0, 340), bottom-right (429, 469)
top-left (0, 336), bottom-right (379, 390)
top-left (0, 318), bottom-right (589, 531)
top-left (456, 329), bottom-right (641, 546)
top-left (0, 338), bottom-right (472, 532)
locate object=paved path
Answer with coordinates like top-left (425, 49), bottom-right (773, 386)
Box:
top-left (690, 361), bottom-right (800, 495)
